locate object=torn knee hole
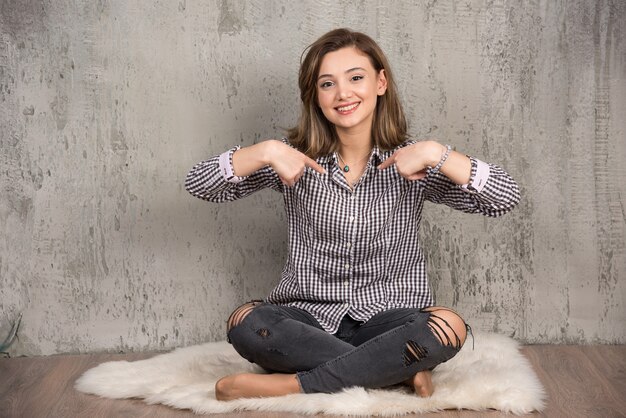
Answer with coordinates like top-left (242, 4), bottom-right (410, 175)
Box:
top-left (403, 340), bottom-right (429, 366)
top-left (227, 302), bottom-right (261, 332)
top-left (427, 314), bottom-right (464, 349)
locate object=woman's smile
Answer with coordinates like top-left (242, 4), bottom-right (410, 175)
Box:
top-left (335, 101), bottom-right (360, 114)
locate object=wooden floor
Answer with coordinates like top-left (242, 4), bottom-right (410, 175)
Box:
top-left (1, 345), bottom-right (624, 418)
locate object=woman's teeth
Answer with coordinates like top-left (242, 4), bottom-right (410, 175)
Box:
top-left (337, 103), bottom-right (359, 112)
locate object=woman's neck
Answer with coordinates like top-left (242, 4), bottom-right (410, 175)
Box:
top-left (336, 130), bottom-right (373, 162)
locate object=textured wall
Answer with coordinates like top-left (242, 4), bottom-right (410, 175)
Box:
top-left (0, 0), bottom-right (624, 356)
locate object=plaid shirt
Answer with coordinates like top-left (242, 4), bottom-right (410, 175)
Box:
top-left (185, 140), bottom-right (520, 333)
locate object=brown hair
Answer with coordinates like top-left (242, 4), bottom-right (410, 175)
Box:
top-left (287, 28), bottom-right (408, 159)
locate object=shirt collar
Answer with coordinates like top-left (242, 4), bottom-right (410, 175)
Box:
top-left (317, 145), bottom-right (386, 166)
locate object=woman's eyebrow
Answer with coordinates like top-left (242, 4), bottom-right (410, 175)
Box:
top-left (317, 67), bottom-right (367, 81)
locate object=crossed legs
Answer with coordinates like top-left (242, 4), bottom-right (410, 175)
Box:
top-left (216, 303), bottom-right (468, 400)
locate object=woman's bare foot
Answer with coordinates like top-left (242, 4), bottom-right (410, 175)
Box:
top-left (405, 370), bottom-right (434, 397)
top-left (215, 373), bottom-right (301, 401)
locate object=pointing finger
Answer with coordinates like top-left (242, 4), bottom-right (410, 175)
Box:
top-left (305, 157), bottom-right (327, 175)
top-left (377, 155), bottom-right (396, 170)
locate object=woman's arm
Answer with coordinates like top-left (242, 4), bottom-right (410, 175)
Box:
top-left (377, 140), bottom-right (470, 184)
top-left (378, 140), bottom-right (520, 217)
top-left (185, 139), bottom-right (326, 203)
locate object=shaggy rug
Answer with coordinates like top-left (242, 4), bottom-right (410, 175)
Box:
top-left (75, 332), bottom-right (545, 415)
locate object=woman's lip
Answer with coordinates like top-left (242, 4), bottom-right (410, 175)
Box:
top-left (335, 102), bottom-right (360, 115)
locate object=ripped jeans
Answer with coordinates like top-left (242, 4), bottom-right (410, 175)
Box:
top-left (226, 302), bottom-right (471, 394)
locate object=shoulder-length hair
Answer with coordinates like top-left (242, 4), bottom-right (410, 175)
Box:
top-left (287, 28), bottom-right (408, 159)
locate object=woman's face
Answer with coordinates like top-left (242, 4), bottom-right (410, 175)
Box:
top-left (316, 47), bottom-right (387, 139)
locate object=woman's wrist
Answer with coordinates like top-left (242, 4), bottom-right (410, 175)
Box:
top-left (258, 140), bottom-right (276, 166)
top-left (427, 141), bottom-right (448, 167)
top-left (250, 139), bottom-right (281, 167)
top-left (430, 144), bottom-right (452, 174)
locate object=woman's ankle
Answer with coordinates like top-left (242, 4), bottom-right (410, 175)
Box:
top-left (215, 373), bottom-right (301, 401)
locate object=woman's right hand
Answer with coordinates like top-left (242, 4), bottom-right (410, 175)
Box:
top-left (232, 140), bottom-right (326, 187)
top-left (263, 140), bottom-right (326, 187)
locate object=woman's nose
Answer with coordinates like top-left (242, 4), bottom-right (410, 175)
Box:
top-left (336, 82), bottom-right (353, 100)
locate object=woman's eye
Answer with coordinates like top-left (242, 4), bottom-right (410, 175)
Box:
top-left (320, 81), bottom-right (334, 88)
top-left (351, 75), bottom-right (364, 81)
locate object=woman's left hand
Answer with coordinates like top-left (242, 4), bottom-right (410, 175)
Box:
top-left (377, 140), bottom-right (446, 181)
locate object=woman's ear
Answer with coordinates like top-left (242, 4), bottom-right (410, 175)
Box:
top-left (377, 69), bottom-right (388, 95)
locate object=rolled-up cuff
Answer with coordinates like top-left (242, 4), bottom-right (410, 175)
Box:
top-left (218, 146), bottom-right (246, 183)
top-left (461, 157), bottom-right (490, 193)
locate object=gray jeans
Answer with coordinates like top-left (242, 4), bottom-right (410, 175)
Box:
top-left (227, 303), bottom-right (469, 394)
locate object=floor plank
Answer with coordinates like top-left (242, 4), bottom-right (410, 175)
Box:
top-left (1, 345), bottom-right (624, 418)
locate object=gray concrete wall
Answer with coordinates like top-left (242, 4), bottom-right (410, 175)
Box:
top-left (1, 0), bottom-right (624, 356)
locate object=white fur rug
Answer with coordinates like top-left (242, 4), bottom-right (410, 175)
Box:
top-left (75, 333), bottom-right (545, 415)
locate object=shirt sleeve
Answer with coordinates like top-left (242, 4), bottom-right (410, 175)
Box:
top-left (184, 145), bottom-right (283, 202)
top-left (422, 156), bottom-right (521, 217)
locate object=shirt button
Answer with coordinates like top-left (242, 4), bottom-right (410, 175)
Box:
top-left (346, 242), bottom-right (352, 248)
top-left (349, 216), bottom-right (355, 222)
top-left (343, 280), bottom-right (349, 287)
top-left (344, 264), bottom-right (350, 270)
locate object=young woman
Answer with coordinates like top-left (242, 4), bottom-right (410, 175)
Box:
top-left (185, 28), bottom-right (520, 400)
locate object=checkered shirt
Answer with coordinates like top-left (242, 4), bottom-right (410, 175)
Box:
top-left (185, 140), bottom-right (520, 334)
